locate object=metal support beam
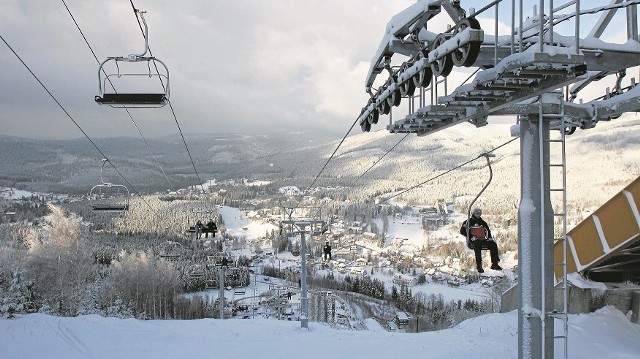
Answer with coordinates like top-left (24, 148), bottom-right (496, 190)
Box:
top-left (300, 230), bottom-right (309, 328)
top-left (518, 115), bottom-right (555, 358)
top-left (588, 0), bottom-right (624, 38)
top-left (281, 219), bottom-right (325, 329)
top-left (628, 2), bottom-right (639, 41)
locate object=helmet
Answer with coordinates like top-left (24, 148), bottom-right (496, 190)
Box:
top-left (473, 207), bottom-right (482, 215)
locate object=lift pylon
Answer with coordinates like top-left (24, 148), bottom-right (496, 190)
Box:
top-left (357, 1), bottom-right (640, 358)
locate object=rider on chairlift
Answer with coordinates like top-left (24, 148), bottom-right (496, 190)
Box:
top-left (323, 241), bottom-right (332, 262)
top-left (460, 207), bottom-right (501, 273)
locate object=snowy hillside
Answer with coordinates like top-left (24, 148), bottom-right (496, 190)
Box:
top-left (316, 115), bottom-right (640, 214)
top-left (2, 306), bottom-right (639, 359)
top-left (0, 116), bottom-right (637, 205)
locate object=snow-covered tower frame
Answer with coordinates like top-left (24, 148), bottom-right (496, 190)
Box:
top-left (357, 1), bottom-right (640, 358)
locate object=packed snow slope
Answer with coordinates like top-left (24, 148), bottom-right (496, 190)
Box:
top-left (2, 307), bottom-right (640, 359)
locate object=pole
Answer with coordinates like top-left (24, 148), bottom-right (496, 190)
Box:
top-left (518, 114), bottom-right (554, 358)
top-left (300, 230), bottom-right (309, 328)
top-left (280, 219), bottom-right (324, 329)
top-left (218, 266), bottom-right (225, 319)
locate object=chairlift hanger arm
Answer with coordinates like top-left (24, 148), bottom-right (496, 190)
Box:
top-left (465, 153), bottom-right (495, 242)
top-left (131, 9), bottom-right (149, 59)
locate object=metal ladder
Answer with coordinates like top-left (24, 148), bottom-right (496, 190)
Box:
top-left (538, 91), bottom-right (569, 358)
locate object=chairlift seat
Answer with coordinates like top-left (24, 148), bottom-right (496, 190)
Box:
top-left (186, 226), bottom-right (217, 236)
top-left (95, 93), bottom-right (167, 106)
top-left (95, 9), bottom-right (170, 109)
top-left (92, 203), bottom-right (129, 211)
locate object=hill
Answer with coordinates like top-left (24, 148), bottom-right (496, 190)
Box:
top-left (0, 116), bottom-right (638, 210)
top-left (2, 306), bottom-right (639, 358)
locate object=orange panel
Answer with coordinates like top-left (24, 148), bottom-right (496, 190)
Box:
top-left (568, 219), bottom-right (604, 266)
top-left (625, 177), bottom-right (640, 210)
top-left (596, 193), bottom-right (640, 249)
top-left (553, 240), bottom-right (577, 280)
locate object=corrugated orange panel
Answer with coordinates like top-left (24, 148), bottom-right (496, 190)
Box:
top-left (568, 219), bottom-right (604, 267)
top-left (625, 177), bottom-right (640, 209)
top-left (596, 193), bottom-right (639, 249)
top-left (553, 239), bottom-right (577, 280)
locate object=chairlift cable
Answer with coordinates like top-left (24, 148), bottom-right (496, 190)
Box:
top-left (348, 133), bottom-right (409, 189)
top-left (0, 34), bottom-right (153, 210)
top-left (128, 0), bottom-right (206, 194)
top-left (295, 116), bottom-right (360, 214)
top-left (60, 0), bottom-right (178, 192)
top-left (382, 137), bottom-right (519, 202)
top-left (284, 116), bottom-right (359, 227)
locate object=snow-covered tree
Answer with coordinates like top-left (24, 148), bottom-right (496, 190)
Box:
top-left (0, 268), bottom-right (35, 318)
top-left (24, 204), bottom-right (94, 315)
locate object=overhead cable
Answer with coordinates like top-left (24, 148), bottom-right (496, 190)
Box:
top-left (308, 117), bottom-right (360, 191)
top-left (128, 0), bottom-right (206, 194)
top-left (0, 34), bottom-right (153, 210)
top-left (60, 0), bottom-right (177, 191)
top-left (348, 133), bottom-right (409, 189)
top-left (382, 136), bottom-right (519, 201)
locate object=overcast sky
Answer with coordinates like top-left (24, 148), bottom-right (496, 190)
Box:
top-left (0, 0), bottom-right (415, 139)
top-left (0, 1), bottom-right (634, 140)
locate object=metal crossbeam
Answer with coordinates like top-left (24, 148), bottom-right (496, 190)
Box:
top-left (389, 50), bottom-right (588, 136)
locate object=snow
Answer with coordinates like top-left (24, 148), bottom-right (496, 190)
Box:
top-left (219, 206), bottom-right (279, 240)
top-left (0, 188), bottom-right (38, 200)
top-left (2, 306), bottom-right (639, 358)
top-left (567, 273), bottom-right (608, 291)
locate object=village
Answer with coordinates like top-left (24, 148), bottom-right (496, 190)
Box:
top-left (1, 180), bottom-right (514, 331)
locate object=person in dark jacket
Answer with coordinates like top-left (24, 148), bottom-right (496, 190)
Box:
top-left (323, 241), bottom-right (332, 261)
top-left (460, 207), bottom-right (501, 273)
top-left (205, 220), bottom-right (217, 238)
top-left (195, 220), bottom-right (204, 239)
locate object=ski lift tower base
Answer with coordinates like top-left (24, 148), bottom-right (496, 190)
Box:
top-left (281, 219), bottom-right (325, 329)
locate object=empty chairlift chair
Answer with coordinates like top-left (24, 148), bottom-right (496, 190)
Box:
top-left (95, 9), bottom-right (170, 108)
top-left (89, 159), bottom-right (130, 212)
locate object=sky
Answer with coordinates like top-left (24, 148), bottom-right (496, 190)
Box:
top-left (0, 0), bottom-right (414, 139)
top-left (1, 1), bottom-right (636, 140)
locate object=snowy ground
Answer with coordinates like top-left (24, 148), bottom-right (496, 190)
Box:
top-left (5, 206), bottom-right (637, 358)
top-left (219, 205), bottom-right (280, 241)
top-left (2, 306), bottom-right (639, 358)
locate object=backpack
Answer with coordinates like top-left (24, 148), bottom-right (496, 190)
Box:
top-left (462, 221), bottom-right (486, 249)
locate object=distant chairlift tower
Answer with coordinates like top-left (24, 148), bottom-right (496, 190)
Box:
top-left (356, 1), bottom-right (640, 358)
top-left (280, 201), bottom-right (326, 329)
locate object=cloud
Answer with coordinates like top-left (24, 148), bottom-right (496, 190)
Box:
top-left (3, 1), bottom-right (636, 140)
top-left (2, 0), bottom-right (417, 139)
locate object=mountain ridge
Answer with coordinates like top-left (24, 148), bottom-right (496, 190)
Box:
top-left (1, 117), bottom-right (638, 210)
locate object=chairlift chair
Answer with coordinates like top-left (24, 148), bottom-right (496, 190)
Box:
top-left (291, 243), bottom-right (300, 257)
top-left (95, 9), bottom-right (170, 108)
top-left (159, 241), bottom-right (182, 260)
top-left (465, 153), bottom-right (495, 250)
top-left (89, 159), bottom-right (130, 212)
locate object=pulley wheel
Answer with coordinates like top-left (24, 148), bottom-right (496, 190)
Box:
top-left (430, 33), bottom-right (453, 77)
top-left (452, 18), bottom-right (482, 67)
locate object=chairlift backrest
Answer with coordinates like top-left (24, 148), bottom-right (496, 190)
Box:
top-left (95, 10), bottom-right (169, 108)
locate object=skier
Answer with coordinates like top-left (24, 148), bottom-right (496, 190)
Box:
top-left (323, 241), bottom-right (332, 262)
top-left (460, 207), bottom-right (502, 273)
